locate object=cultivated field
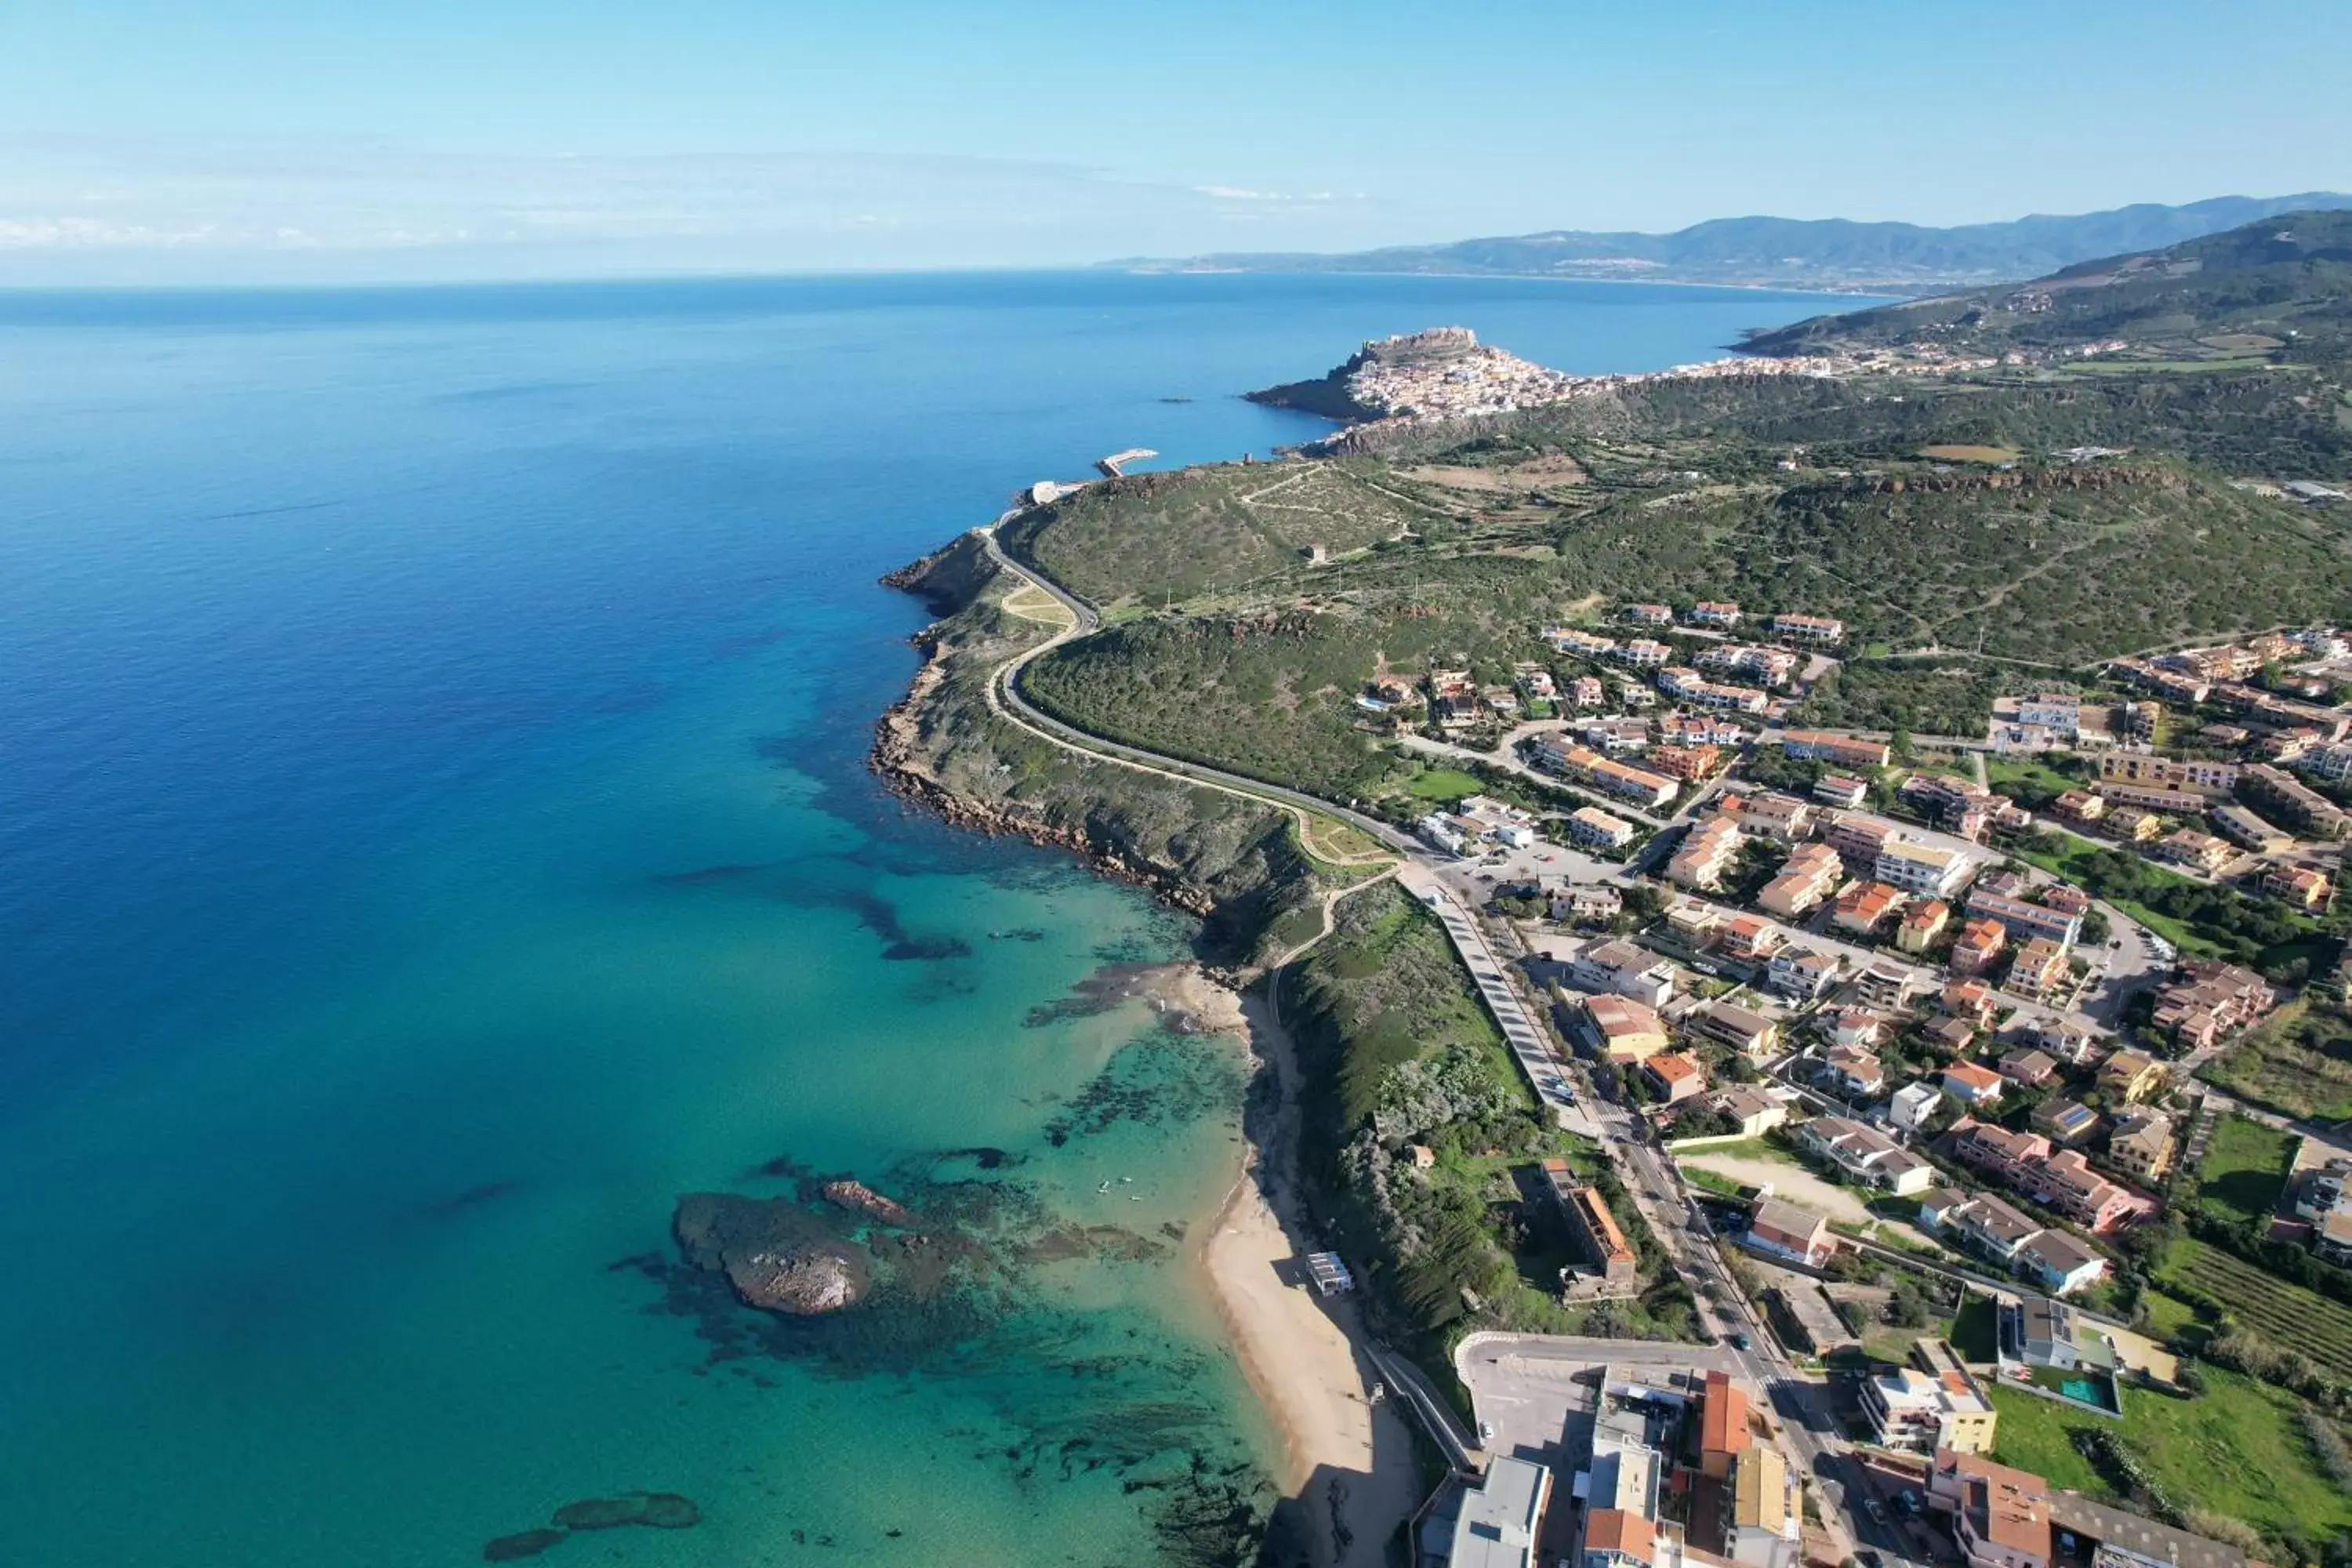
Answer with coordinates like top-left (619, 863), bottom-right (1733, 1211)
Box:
top-left (2159, 1237), bottom-right (2352, 1382)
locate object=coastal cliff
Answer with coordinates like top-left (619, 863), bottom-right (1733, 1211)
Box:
top-left (870, 538), bottom-right (1327, 964)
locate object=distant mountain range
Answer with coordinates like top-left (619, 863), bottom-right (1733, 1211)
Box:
top-left (1112, 194), bottom-right (2352, 294)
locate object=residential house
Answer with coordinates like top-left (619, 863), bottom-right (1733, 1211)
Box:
top-left (1940, 1192), bottom-right (2048, 1269)
top-left (2052, 789), bottom-right (2106, 822)
top-left (1828, 1010), bottom-right (1887, 1051)
top-left (1650, 739), bottom-right (1728, 779)
top-left (1863, 1341), bottom-right (1997, 1455)
top-left (1824, 810), bottom-right (1904, 866)
top-left (1950, 1120), bottom-right (2050, 1181)
top-left (2261, 863), bottom-right (2332, 909)
top-left (2211, 803), bottom-right (2293, 855)
top-left (1941, 978), bottom-right (2001, 1027)
top-left (1708, 1086), bottom-right (1788, 1138)
top-left (1642, 1051), bottom-right (1708, 1105)
top-left (1553, 884), bottom-right (1624, 925)
top-left (1531, 738), bottom-right (1679, 811)
top-left (2103, 804), bottom-right (2165, 841)
top-left (2244, 763), bottom-right (2352, 840)
top-left (1799, 1116), bottom-right (1935, 1193)
top-left (2155, 827), bottom-right (2234, 873)
top-left (1854, 960), bottom-right (1924, 1011)
top-left (2106, 1108), bottom-right (2176, 1185)
top-left (1835, 880), bottom-right (1906, 936)
top-left (1689, 1001), bottom-right (1782, 1061)
top-left (1726, 1443), bottom-right (1798, 1568)
top-left (1581, 993), bottom-right (1671, 1063)
top-left (2031, 1098), bottom-right (2100, 1147)
top-left (1689, 601), bottom-right (1742, 628)
top-left (1569, 941), bottom-right (1678, 1009)
top-left (1822, 1044), bottom-right (1886, 1098)
top-left (1889, 1081), bottom-right (1942, 1133)
top-left (1719, 913), bottom-right (1784, 964)
top-left (1947, 918), bottom-right (2007, 976)
top-left (1657, 669), bottom-right (1768, 716)
top-left (2096, 1048), bottom-right (2165, 1105)
top-left (1814, 773), bottom-right (1871, 810)
top-left (1996, 1047), bottom-right (2057, 1088)
top-left (1745, 1194), bottom-right (1835, 1269)
top-left (1625, 602), bottom-right (1675, 627)
top-left (1903, 773), bottom-right (1999, 841)
top-left (1898, 898), bottom-right (1951, 954)
top-left (1927, 1015), bottom-right (1980, 1054)
top-left (1765, 946), bottom-right (1838, 1002)
top-left (1942, 1062), bottom-right (2005, 1109)
top-left (2016, 1228), bottom-right (2109, 1295)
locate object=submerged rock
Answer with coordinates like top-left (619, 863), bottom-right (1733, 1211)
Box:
top-left (553, 1491), bottom-right (701, 1530)
top-left (821, 1178), bottom-right (914, 1227)
top-left (481, 1528), bottom-right (567, 1562)
top-left (673, 1193), bottom-right (873, 1315)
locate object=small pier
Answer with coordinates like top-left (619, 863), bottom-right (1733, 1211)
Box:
top-left (1095, 448), bottom-right (1157, 477)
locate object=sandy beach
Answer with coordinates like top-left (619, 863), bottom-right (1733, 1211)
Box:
top-left (1195, 978), bottom-right (1421, 1568)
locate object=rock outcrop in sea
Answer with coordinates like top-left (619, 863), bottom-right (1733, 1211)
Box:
top-left (672, 1192), bottom-right (874, 1315)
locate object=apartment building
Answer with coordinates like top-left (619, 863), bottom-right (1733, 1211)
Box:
top-left (1863, 1345), bottom-right (1997, 1456)
top-left (1569, 806), bottom-right (1640, 850)
top-left (2093, 753), bottom-right (2238, 797)
top-left (1765, 946), bottom-right (1839, 1000)
top-left (1533, 739), bottom-right (1680, 810)
top-left (1962, 887), bottom-right (2082, 949)
top-left (1783, 731), bottom-right (1891, 770)
top-left (2243, 763), bottom-right (2352, 840)
top-left (2154, 828), bottom-right (2233, 873)
top-left (1667, 816), bottom-right (1743, 890)
top-left (2107, 1109), bottom-right (2177, 1185)
top-left (1834, 880), bottom-right (1906, 935)
top-left (1878, 839), bottom-right (1972, 899)
top-left (2149, 961), bottom-right (2275, 1051)
top-left (1823, 809), bottom-right (1902, 865)
top-left (1758, 842), bottom-right (1844, 917)
top-left (1689, 1001), bottom-right (1782, 1060)
top-left (1688, 601), bottom-right (1742, 627)
top-left (1658, 666), bottom-right (1769, 714)
top-left (1772, 612), bottom-right (1846, 644)
top-left (1718, 789), bottom-right (1814, 840)
top-left (2007, 938), bottom-right (2070, 1000)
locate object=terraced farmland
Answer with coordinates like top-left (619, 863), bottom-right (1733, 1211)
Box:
top-left (2162, 1237), bottom-right (2352, 1380)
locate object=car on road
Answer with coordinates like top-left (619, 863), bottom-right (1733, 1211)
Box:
top-left (1857, 1552), bottom-right (1884, 1568)
top-left (1478, 1421), bottom-right (1494, 1443)
top-left (1728, 1331), bottom-right (1750, 1350)
top-left (1865, 1500), bottom-right (1886, 1524)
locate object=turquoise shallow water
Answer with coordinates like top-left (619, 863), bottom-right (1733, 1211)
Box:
top-left (0, 271), bottom-right (1866, 1566)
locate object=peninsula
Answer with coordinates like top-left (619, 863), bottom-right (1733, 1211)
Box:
top-left (877, 208), bottom-right (2352, 1568)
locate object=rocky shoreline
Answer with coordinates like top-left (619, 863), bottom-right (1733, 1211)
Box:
top-left (865, 634), bottom-right (1219, 921)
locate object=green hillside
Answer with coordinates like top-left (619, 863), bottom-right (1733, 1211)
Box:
top-left (1745, 208), bottom-right (2352, 365)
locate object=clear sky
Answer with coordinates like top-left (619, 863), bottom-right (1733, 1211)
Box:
top-left (2, 0), bottom-right (2347, 282)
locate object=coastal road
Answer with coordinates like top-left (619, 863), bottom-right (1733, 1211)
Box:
top-left (972, 525), bottom-right (1421, 864)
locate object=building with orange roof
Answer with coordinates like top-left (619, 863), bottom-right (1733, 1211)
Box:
top-left (1581, 1508), bottom-right (1656, 1568)
top-left (1929, 1449), bottom-right (2051, 1568)
top-left (1947, 917), bottom-right (2005, 976)
top-left (1833, 879), bottom-right (1906, 936)
top-left (1897, 898), bottom-right (1951, 953)
top-left (1697, 1369), bottom-right (1751, 1479)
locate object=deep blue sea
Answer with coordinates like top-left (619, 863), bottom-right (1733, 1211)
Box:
top-left (0, 270), bottom-right (1862, 1566)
